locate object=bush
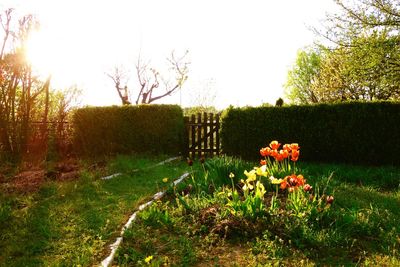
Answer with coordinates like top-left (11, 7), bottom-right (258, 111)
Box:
top-left (221, 102), bottom-right (400, 165)
top-left (72, 105), bottom-right (184, 156)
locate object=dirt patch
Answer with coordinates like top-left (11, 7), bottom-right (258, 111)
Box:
top-left (2, 158), bottom-right (82, 193)
top-left (4, 170), bottom-right (45, 193)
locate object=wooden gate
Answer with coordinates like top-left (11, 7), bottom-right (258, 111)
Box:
top-left (184, 112), bottom-right (220, 158)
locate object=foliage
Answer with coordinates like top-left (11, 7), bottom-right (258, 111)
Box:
top-left (285, 47), bottom-right (322, 104)
top-left (72, 104), bottom-right (185, 156)
top-left (324, 0), bottom-right (400, 43)
top-left (290, 0), bottom-right (400, 104)
top-left (0, 9), bottom-right (79, 163)
top-left (287, 1), bottom-right (400, 104)
top-left (316, 33), bottom-right (400, 102)
top-left (220, 102), bottom-right (400, 165)
top-left (116, 143), bottom-right (399, 266)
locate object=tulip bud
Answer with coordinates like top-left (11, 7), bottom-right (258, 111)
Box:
top-left (303, 184), bottom-right (312, 192)
top-left (187, 158), bottom-right (193, 166)
top-left (326, 195), bottom-right (334, 204)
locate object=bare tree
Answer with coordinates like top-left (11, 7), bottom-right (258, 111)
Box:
top-left (0, 8), bottom-right (13, 60)
top-left (108, 50), bottom-right (189, 105)
top-left (106, 66), bottom-right (130, 105)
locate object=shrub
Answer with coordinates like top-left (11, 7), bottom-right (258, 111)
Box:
top-left (72, 105), bottom-right (184, 156)
top-left (221, 102), bottom-right (400, 165)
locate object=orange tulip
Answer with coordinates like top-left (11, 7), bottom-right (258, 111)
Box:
top-left (269, 140), bottom-right (281, 150)
top-left (278, 154), bottom-right (285, 161)
top-left (283, 144), bottom-right (291, 152)
top-left (271, 149), bottom-right (279, 158)
top-left (296, 174), bottom-right (305, 186)
top-left (260, 159), bottom-right (267, 165)
top-left (280, 180), bottom-right (289, 190)
top-left (290, 143), bottom-right (300, 150)
top-left (260, 147), bottom-right (271, 157)
top-left (280, 149), bottom-right (289, 159)
top-left (291, 149), bottom-right (300, 161)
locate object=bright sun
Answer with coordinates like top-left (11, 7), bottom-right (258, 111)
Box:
top-left (26, 31), bottom-right (54, 78)
top-left (25, 27), bottom-right (95, 90)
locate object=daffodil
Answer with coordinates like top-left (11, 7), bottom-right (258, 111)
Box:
top-left (255, 181), bottom-right (266, 198)
top-left (255, 165), bottom-right (268, 177)
top-left (242, 183), bottom-right (254, 191)
top-left (229, 172), bottom-right (235, 179)
top-left (144, 255), bottom-right (153, 264)
top-left (244, 169), bottom-right (256, 182)
top-left (270, 176), bottom-right (283, 185)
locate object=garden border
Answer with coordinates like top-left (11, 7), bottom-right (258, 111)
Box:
top-left (100, 156), bottom-right (181, 180)
top-left (100, 172), bottom-right (191, 267)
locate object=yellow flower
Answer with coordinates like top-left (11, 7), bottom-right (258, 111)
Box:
top-left (145, 255), bottom-right (153, 264)
top-left (162, 177), bottom-right (169, 183)
top-left (255, 165), bottom-right (268, 177)
top-left (242, 184), bottom-right (248, 191)
top-left (242, 183), bottom-right (254, 191)
top-left (229, 172), bottom-right (235, 179)
top-left (256, 181), bottom-right (266, 197)
top-left (244, 169), bottom-right (256, 182)
top-left (269, 176), bottom-right (283, 185)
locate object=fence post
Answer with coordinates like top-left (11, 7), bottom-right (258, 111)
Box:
top-left (209, 113), bottom-right (214, 157)
top-left (216, 114), bottom-right (220, 156)
top-left (203, 112), bottom-right (208, 158)
top-left (190, 114), bottom-right (195, 159)
top-left (196, 113), bottom-right (202, 158)
top-left (183, 116), bottom-right (189, 159)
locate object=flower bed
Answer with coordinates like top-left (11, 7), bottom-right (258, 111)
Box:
top-left (114, 141), bottom-right (400, 266)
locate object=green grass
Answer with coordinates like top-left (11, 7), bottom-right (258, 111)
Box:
top-left (115, 158), bottom-right (400, 266)
top-left (0, 154), bottom-right (192, 266)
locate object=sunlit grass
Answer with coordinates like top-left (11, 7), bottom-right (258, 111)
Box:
top-left (115, 158), bottom-right (400, 266)
top-left (0, 154), bottom-right (191, 266)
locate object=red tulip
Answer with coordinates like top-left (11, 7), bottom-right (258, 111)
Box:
top-left (187, 158), bottom-right (193, 166)
top-left (303, 184), bottom-right (312, 192)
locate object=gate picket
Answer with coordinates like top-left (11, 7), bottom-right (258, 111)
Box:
top-left (184, 112), bottom-right (220, 159)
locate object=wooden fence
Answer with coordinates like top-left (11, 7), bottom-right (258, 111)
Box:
top-left (184, 112), bottom-right (220, 158)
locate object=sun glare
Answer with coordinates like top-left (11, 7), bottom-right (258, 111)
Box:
top-left (26, 31), bottom-right (54, 78)
top-left (25, 27), bottom-right (93, 90)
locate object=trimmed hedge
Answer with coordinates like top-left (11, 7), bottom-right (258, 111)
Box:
top-left (72, 105), bottom-right (184, 156)
top-left (221, 102), bottom-right (400, 165)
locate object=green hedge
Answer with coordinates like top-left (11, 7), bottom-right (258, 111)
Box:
top-left (221, 102), bottom-right (400, 165)
top-left (72, 105), bottom-right (184, 156)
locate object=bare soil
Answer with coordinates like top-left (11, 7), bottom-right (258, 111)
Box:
top-left (1, 158), bottom-right (81, 193)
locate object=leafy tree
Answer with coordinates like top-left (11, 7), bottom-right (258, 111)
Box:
top-left (315, 32), bottom-right (400, 101)
top-left (284, 47), bottom-right (322, 104)
top-left (322, 0), bottom-right (400, 44)
top-left (286, 0), bottom-right (400, 104)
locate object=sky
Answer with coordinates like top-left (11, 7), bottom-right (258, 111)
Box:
top-left (0, 0), bottom-right (338, 109)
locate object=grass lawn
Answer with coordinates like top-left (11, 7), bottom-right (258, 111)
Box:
top-left (0, 154), bottom-right (192, 266)
top-left (115, 157), bottom-right (400, 266)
